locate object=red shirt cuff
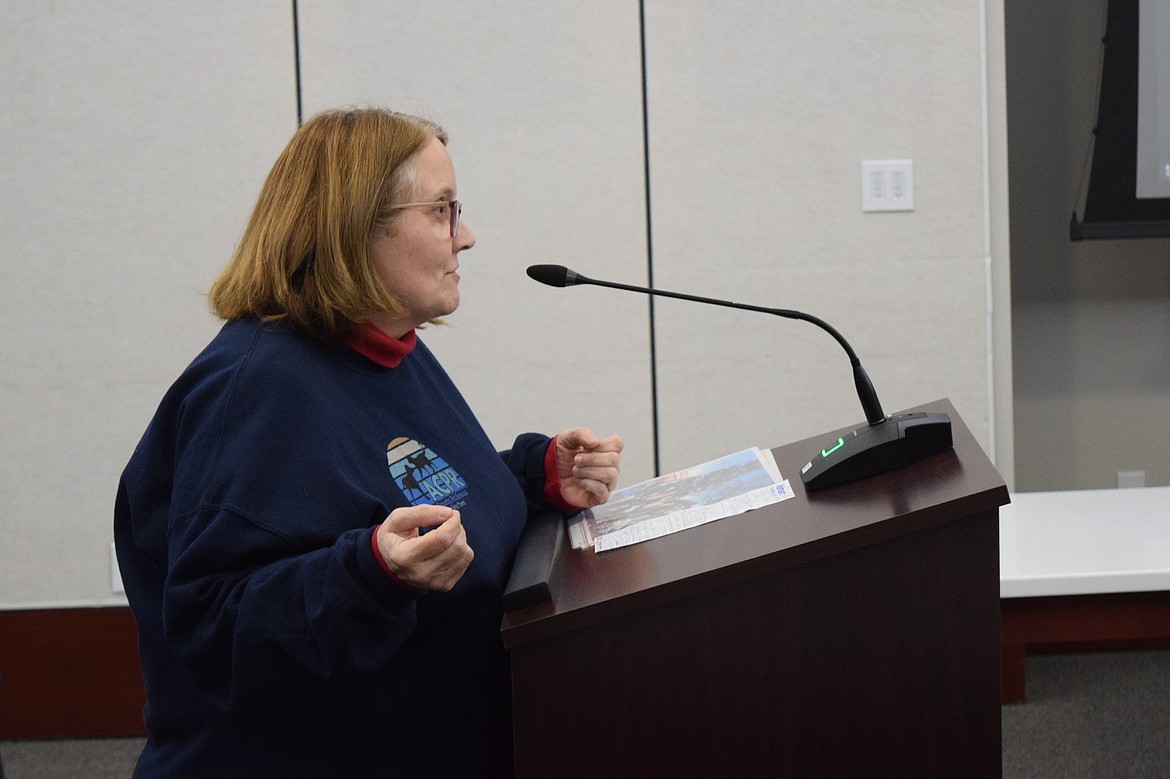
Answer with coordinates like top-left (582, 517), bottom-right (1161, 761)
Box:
top-left (370, 528), bottom-right (421, 592)
top-left (543, 437), bottom-right (579, 513)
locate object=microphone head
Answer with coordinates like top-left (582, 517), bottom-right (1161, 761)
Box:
top-left (526, 264), bottom-right (573, 287)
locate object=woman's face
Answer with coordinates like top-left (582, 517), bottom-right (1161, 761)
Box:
top-left (369, 136), bottom-right (476, 337)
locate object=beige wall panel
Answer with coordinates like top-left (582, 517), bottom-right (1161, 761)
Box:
top-left (644, 1), bottom-right (993, 473)
top-left (0, 1), bottom-right (295, 605)
top-left (1013, 300), bottom-right (1170, 489)
top-left (297, 1), bottom-right (656, 485)
top-left (1006, 0), bottom-right (1170, 491)
top-left (0, 1), bottom-right (1011, 606)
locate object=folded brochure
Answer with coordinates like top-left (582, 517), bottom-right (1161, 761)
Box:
top-left (568, 446), bottom-right (794, 552)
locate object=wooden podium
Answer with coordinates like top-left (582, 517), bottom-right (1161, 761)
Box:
top-left (501, 399), bottom-right (1009, 778)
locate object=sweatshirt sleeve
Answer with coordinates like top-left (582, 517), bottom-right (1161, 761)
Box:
top-left (126, 333), bottom-right (427, 713)
top-left (162, 506), bottom-right (420, 712)
top-left (499, 432), bottom-right (575, 514)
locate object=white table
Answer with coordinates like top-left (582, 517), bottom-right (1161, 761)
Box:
top-left (1000, 486), bottom-right (1170, 597)
top-left (998, 486), bottom-right (1170, 702)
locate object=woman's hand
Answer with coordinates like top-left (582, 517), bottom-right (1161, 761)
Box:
top-left (375, 505), bottom-right (473, 591)
top-left (554, 427), bottom-right (624, 509)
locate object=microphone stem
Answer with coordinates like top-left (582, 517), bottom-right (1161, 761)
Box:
top-left (576, 274), bottom-right (887, 426)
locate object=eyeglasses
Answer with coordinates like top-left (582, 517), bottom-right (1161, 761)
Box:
top-left (389, 200), bottom-right (462, 238)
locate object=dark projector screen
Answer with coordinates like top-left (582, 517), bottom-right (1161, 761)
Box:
top-left (1072, 0), bottom-right (1170, 240)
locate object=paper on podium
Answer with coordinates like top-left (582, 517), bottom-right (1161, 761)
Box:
top-left (568, 447), bottom-right (794, 552)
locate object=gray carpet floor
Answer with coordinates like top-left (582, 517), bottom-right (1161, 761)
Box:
top-left (2, 650), bottom-right (1168, 777)
top-left (1001, 650), bottom-right (1170, 778)
top-left (0, 737), bottom-right (142, 779)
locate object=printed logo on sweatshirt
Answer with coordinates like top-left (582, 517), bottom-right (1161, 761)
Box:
top-left (386, 438), bottom-right (468, 510)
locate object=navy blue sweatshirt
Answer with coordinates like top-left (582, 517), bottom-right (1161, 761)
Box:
top-left (114, 318), bottom-right (552, 777)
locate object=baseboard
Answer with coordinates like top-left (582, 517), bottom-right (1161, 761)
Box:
top-left (12, 598), bottom-right (1165, 733)
top-left (0, 607), bottom-right (146, 739)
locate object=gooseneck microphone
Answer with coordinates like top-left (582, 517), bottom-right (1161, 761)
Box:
top-left (528, 264), bottom-right (886, 425)
top-left (526, 263), bottom-right (952, 491)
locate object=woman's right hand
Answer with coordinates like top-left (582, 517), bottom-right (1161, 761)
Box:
top-left (375, 505), bottom-right (473, 591)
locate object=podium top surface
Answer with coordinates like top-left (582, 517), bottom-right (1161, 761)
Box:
top-left (501, 399), bottom-right (1008, 648)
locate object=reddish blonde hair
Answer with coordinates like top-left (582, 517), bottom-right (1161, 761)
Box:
top-left (209, 107), bottom-right (447, 342)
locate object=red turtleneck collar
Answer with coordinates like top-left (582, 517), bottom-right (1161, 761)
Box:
top-left (347, 323), bottom-right (417, 368)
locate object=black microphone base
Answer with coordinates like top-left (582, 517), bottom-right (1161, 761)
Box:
top-left (799, 412), bottom-right (953, 492)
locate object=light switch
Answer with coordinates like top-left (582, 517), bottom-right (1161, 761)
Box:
top-left (861, 160), bottom-right (914, 212)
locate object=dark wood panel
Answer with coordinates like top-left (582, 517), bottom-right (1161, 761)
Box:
top-left (512, 512), bottom-right (1002, 777)
top-left (507, 401), bottom-right (1008, 777)
top-left (0, 607), bottom-right (146, 739)
top-left (1000, 592), bottom-right (1170, 703)
top-left (1002, 592), bottom-right (1170, 645)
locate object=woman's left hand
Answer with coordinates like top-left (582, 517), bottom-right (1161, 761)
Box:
top-left (554, 427), bottom-right (624, 509)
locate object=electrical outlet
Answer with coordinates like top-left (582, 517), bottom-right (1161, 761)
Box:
top-left (1117, 470), bottom-right (1146, 489)
top-left (861, 160), bottom-right (914, 212)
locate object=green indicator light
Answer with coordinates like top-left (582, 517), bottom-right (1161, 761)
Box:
top-left (822, 437), bottom-right (846, 458)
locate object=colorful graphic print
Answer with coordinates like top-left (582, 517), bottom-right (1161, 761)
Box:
top-left (386, 437), bottom-right (468, 510)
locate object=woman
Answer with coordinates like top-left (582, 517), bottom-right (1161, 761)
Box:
top-left (114, 107), bottom-right (622, 778)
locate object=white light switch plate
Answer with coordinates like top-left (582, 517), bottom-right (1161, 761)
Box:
top-left (862, 159), bottom-right (914, 212)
